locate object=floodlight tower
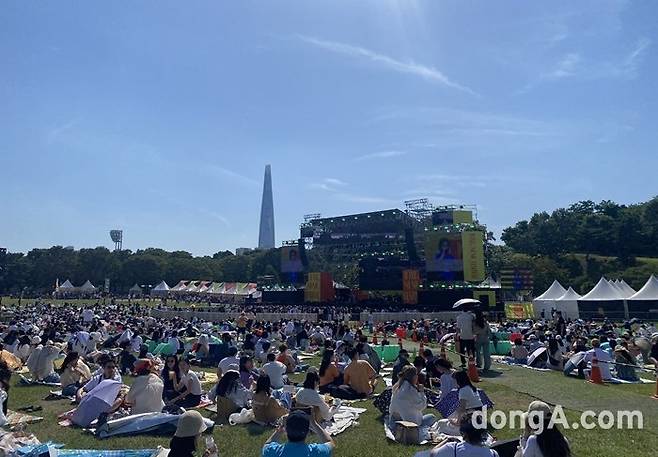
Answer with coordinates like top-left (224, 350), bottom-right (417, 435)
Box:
top-left (110, 230), bottom-right (123, 251)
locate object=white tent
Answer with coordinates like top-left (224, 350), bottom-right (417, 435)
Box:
top-left (129, 284), bottom-right (143, 296)
top-left (58, 279), bottom-right (75, 291)
top-left (618, 279), bottom-right (637, 297)
top-left (628, 275), bottom-right (658, 300)
top-left (151, 280), bottom-right (170, 296)
top-left (578, 277), bottom-right (626, 319)
top-left (79, 280), bottom-right (97, 293)
top-left (532, 280), bottom-right (567, 318)
top-left (608, 279), bottom-right (633, 299)
top-left (554, 287), bottom-right (581, 319)
top-left (580, 277), bottom-right (623, 301)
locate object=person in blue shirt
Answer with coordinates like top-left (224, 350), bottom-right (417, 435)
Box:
top-left (262, 409), bottom-right (334, 457)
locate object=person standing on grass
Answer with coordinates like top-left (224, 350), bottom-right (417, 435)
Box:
top-left (473, 309), bottom-right (492, 372)
top-left (456, 306), bottom-right (476, 368)
top-left (262, 410), bottom-right (335, 457)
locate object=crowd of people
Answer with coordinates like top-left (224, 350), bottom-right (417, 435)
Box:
top-left (0, 299), bottom-right (656, 457)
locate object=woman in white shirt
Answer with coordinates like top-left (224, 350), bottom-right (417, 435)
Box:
top-left (454, 370), bottom-right (483, 419)
top-left (430, 413), bottom-right (498, 457)
top-left (516, 401), bottom-right (571, 457)
top-left (210, 369), bottom-right (252, 408)
top-left (432, 358), bottom-right (457, 403)
top-left (293, 371), bottom-right (335, 422)
top-left (169, 357), bottom-right (202, 408)
top-left (389, 365), bottom-right (436, 427)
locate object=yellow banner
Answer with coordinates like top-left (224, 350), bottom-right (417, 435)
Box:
top-left (461, 231), bottom-right (485, 282)
top-left (305, 272), bottom-right (322, 302)
top-left (505, 302), bottom-right (534, 319)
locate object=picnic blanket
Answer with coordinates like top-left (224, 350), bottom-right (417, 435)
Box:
top-left (385, 418), bottom-right (495, 446)
top-left (45, 390), bottom-right (75, 401)
top-left (434, 389), bottom-right (494, 418)
top-left (492, 356), bottom-right (552, 372)
top-left (18, 374), bottom-right (61, 387)
top-left (6, 410), bottom-right (44, 426)
top-left (323, 406), bottom-right (366, 436)
top-left (91, 412), bottom-right (214, 439)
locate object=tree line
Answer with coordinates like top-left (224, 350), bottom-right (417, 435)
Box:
top-left (1, 196), bottom-right (657, 296)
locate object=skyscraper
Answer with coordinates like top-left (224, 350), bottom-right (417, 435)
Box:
top-left (258, 164), bottom-right (275, 249)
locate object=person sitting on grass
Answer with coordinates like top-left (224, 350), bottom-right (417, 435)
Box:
top-left (252, 374), bottom-right (289, 425)
top-left (294, 371), bottom-right (336, 422)
top-left (341, 347), bottom-right (377, 399)
top-left (391, 348), bottom-right (411, 385)
top-left (276, 344), bottom-right (297, 374)
top-left (26, 338), bottom-right (62, 383)
top-left (262, 352), bottom-right (288, 390)
top-left (169, 357), bottom-right (203, 408)
top-left (510, 338), bottom-right (529, 364)
top-left (76, 355), bottom-right (122, 401)
top-left (584, 338), bottom-right (613, 380)
top-left (389, 365), bottom-right (436, 428)
top-left (432, 358), bottom-right (456, 403)
top-left (613, 342), bottom-right (639, 381)
top-left (239, 355), bottom-right (259, 390)
top-left (318, 349), bottom-right (342, 395)
top-left (429, 412), bottom-right (498, 457)
top-left (58, 351), bottom-right (91, 397)
top-left (0, 361), bottom-right (12, 426)
top-left (162, 355), bottom-right (181, 402)
top-left (209, 369), bottom-right (252, 408)
top-left (262, 410), bottom-right (335, 457)
top-left (126, 358), bottom-right (165, 414)
top-left (217, 346), bottom-right (239, 378)
top-left (515, 401), bottom-right (571, 457)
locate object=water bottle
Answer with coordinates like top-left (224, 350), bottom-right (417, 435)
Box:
top-left (205, 436), bottom-right (218, 457)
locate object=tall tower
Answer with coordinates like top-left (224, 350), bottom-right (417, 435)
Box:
top-left (258, 164), bottom-right (275, 249)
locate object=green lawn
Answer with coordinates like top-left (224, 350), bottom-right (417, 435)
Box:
top-left (8, 347), bottom-right (658, 456)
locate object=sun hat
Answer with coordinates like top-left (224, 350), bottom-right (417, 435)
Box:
top-left (174, 410), bottom-right (207, 438)
top-left (31, 336), bottom-right (42, 345)
top-left (523, 400), bottom-right (552, 429)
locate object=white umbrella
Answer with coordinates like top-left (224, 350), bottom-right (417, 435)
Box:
top-left (527, 347), bottom-right (547, 366)
top-left (452, 298), bottom-right (481, 309)
top-left (440, 332), bottom-right (456, 344)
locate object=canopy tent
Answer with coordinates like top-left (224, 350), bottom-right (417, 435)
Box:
top-left (618, 280), bottom-right (637, 297)
top-left (170, 280), bottom-right (190, 292)
top-left (197, 281), bottom-right (211, 293)
top-left (150, 280), bottom-right (170, 296)
top-left (626, 275), bottom-right (658, 319)
top-left (628, 275), bottom-right (658, 300)
top-left (184, 281), bottom-right (201, 293)
top-left (477, 276), bottom-right (502, 289)
top-left (129, 284), bottom-right (143, 296)
top-left (58, 279), bottom-right (75, 291)
top-left (578, 277), bottom-right (625, 319)
top-left (532, 280), bottom-right (567, 318)
top-left (79, 280), bottom-right (97, 293)
top-left (554, 287), bottom-right (581, 319)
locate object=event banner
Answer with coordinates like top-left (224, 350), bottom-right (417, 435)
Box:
top-left (281, 246), bottom-right (304, 273)
top-left (431, 209), bottom-right (473, 225)
top-left (461, 230), bottom-right (485, 282)
top-left (305, 272), bottom-right (334, 302)
top-left (504, 302), bottom-right (534, 319)
top-left (425, 232), bottom-right (463, 278)
top-left (402, 269), bottom-right (420, 305)
top-left (500, 268), bottom-right (534, 291)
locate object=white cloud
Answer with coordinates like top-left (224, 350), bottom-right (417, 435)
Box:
top-left (621, 38), bottom-right (651, 78)
top-left (310, 177), bottom-right (348, 192)
top-left (297, 35), bottom-right (477, 96)
top-left (354, 150), bottom-right (407, 161)
top-left (545, 53), bottom-right (580, 79)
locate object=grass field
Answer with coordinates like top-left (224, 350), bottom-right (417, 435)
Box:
top-left (8, 345), bottom-right (658, 457)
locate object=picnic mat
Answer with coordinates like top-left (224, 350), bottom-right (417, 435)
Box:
top-left (492, 356), bottom-right (551, 372)
top-left (434, 389), bottom-right (494, 418)
top-left (322, 406), bottom-right (366, 436)
top-left (46, 390), bottom-right (75, 401)
top-left (18, 374), bottom-right (61, 387)
top-left (6, 409), bottom-right (44, 426)
top-left (564, 372), bottom-right (655, 384)
top-left (385, 419), bottom-right (495, 446)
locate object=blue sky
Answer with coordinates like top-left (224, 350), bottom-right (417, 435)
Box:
top-left (1, 1), bottom-right (657, 255)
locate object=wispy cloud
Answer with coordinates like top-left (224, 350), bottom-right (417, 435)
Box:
top-left (297, 35), bottom-right (477, 96)
top-left (545, 53), bottom-right (580, 79)
top-left (47, 118), bottom-right (80, 143)
top-left (520, 38), bottom-right (651, 93)
top-left (310, 177), bottom-right (348, 192)
top-left (204, 165), bottom-right (259, 186)
top-left (621, 38), bottom-right (651, 78)
top-left (354, 150), bottom-right (407, 161)
top-left (309, 176), bottom-right (396, 205)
